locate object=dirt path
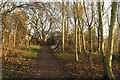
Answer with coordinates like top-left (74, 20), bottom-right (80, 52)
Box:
top-left (23, 46), bottom-right (69, 78)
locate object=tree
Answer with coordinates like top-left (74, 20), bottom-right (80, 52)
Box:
top-left (98, 0), bottom-right (104, 62)
top-left (117, 1), bottom-right (120, 54)
top-left (81, 20), bottom-right (86, 54)
top-left (27, 3), bottom-right (61, 45)
top-left (83, 1), bottom-right (95, 68)
top-left (62, 2), bottom-right (65, 52)
top-left (73, 2), bottom-right (80, 61)
top-left (72, 1), bottom-right (84, 61)
top-left (103, 1), bottom-right (118, 79)
top-left (76, 2), bottom-right (84, 54)
top-left (12, 9), bottom-right (28, 47)
top-left (117, 1), bottom-right (120, 27)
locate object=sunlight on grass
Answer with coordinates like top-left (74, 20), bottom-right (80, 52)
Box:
top-left (29, 45), bottom-right (41, 49)
top-left (19, 45), bottom-right (41, 58)
top-left (26, 50), bottom-right (37, 59)
top-left (51, 45), bottom-right (56, 49)
top-left (91, 52), bottom-right (97, 55)
top-left (7, 45), bottom-right (40, 59)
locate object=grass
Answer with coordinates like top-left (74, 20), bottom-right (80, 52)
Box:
top-left (55, 53), bottom-right (66, 60)
top-left (51, 45), bottom-right (56, 49)
top-left (7, 45), bottom-right (40, 59)
top-left (2, 45), bottom-right (40, 78)
top-left (54, 52), bottom-right (75, 62)
top-left (26, 50), bottom-right (37, 59)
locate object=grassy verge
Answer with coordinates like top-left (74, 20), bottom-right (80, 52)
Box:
top-left (2, 45), bottom-right (41, 79)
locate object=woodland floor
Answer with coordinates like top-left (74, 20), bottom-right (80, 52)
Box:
top-left (2, 45), bottom-right (120, 79)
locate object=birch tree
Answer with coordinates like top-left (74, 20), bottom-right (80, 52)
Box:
top-left (73, 2), bottom-right (79, 61)
top-left (62, 2), bottom-right (65, 52)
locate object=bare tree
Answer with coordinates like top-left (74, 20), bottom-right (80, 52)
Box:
top-left (98, 0), bottom-right (104, 62)
top-left (103, 1), bottom-right (118, 79)
top-left (83, 0), bottom-right (95, 68)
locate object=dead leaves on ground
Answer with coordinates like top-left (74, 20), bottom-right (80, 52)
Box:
top-left (2, 52), bottom-right (38, 78)
top-left (57, 53), bottom-right (120, 78)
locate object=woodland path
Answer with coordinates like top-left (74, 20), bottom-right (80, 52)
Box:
top-left (23, 46), bottom-right (69, 78)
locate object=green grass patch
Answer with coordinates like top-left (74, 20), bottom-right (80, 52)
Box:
top-left (7, 45), bottom-right (40, 59)
top-left (51, 45), bottom-right (56, 49)
top-left (91, 52), bottom-right (97, 54)
top-left (25, 50), bottom-right (37, 59)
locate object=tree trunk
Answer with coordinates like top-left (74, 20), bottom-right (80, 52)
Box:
top-left (75, 19), bottom-right (79, 61)
top-left (65, 18), bottom-right (69, 52)
top-left (97, 24), bottom-right (100, 54)
top-left (98, 0), bottom-right (104, 62)
top-left (14, 23), bottom-right (17, 47)
top-left (62, 2), bottom-right (65, 52)
top-left (119, 40), bottom-right (120, 54)
top-left (88, 25), bottom-right (93, 69)
top-left (103, 1), bottom-right (118, 79)
top-left (88, 26), bottom-right (92, 55)
top-left (78, 27), bottom-right (81, 53)
top-left (81, 20), bottom-right (86, 54)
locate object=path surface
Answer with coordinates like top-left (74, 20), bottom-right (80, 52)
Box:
top-left (24, 46), bottom-right (69, 78)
